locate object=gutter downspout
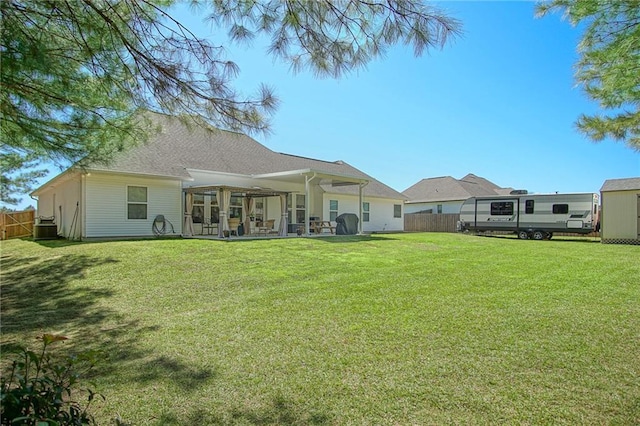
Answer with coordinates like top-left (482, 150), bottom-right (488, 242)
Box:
top-left (81, 173), bottom-right (87, 240)
top-left (358, 181), bottom-right (368, 235)
top-left (305, 173), bottom-right (317, 236)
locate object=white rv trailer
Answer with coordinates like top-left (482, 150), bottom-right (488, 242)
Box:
top-left (458, 192), bottom-right (600, 240)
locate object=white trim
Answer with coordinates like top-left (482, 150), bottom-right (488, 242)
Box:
top-left (90, 168), bottom-right (190, 181)
top-left (126, 185), bottom-right (149, 220)
top-left (253, 168), bottom-right (369, 185)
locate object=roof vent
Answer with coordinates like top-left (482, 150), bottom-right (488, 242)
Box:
top-left (510, 189), bottom-right (528, 195)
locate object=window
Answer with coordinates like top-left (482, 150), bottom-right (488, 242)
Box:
top-left (296, 194), bottom-right (306, 223)
top-left (363, 202), bottom-right (370, 222)
top-left (525, 200), bottom-right (534, 214)
top-left (230, 195), bottom-right (243, 218)
top-left (552, 204), bottom-right (569, 214)
top-left (127, 186), bottom-right (147, 219)
top-left (254, 199), bottom-right (264, 222)
top-left (437, 204), bottom-right (443, 214)
top-left (490, 201), bottom-right (514, 216)
top-left (393, 204), bottom-right (402, 218)
top-left (192, 194), bottom-right (204, 223)
top-left (330, 199), bottom-right (338, 221)
top-left (210, 194), bottom-right (219, 223)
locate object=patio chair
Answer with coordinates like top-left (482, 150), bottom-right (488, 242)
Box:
top-left (228, 218), bottom-right (240, 236)
top-left (257, 219), bottom-right (275, 236)
top-left (202, 219), bottom-right (218, 235)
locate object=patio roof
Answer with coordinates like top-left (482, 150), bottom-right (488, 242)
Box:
top-left (182, 168), bottom-right (368, 237)
top-left (182, 167), bottom-right (368, 196)
top-left (183, 185), bottom-right (287, 198)
top-left (251, 168), bottom-right (369, 187)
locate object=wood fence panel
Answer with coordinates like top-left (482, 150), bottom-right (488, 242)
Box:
top-left (1, 210), bottom-right (35, 240)
top-left (405, 213), bottom-right (460, 233)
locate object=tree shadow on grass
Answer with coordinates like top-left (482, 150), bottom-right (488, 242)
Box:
top-left (153, 395), bottom-right (332, 425)
top-left (0, 249), bottom-right (216, 397)
top-left (227, 396), bottom-right (332, 426)
top-left (0, 252), bottom-right (119, 340)
top-left (133, 355), bottom-right (216, 391)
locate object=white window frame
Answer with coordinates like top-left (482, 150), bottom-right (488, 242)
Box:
top-left (295, 194), bottom-right (306, 224)
top-left (192, 193), bottom-right (204, 223)
top-left (127, 185), bottom-right (148, 220)
top-left (393, 204), bottom-right (402, 218)
top-left (363, 202), bottom-right (370, 222)
top-left (329, 199), bottom-right (339, 221)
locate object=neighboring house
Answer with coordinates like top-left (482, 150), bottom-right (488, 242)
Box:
top-left (32, 113), bottom-right (406, 240)
top-left (402, 174), bottom-right (513, 214)
top-left (600, 177), bottom-right (640, 245)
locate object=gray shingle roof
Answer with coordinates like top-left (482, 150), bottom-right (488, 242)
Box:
top-left (402, 174), bottom-right (511, 203)
top-left (92, 113), bottom-right (404, 200)
top-left (600, 177), bottom-right (640, 192)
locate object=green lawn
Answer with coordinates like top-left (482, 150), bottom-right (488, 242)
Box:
top-left (1, 234), bottom-right (639, 425)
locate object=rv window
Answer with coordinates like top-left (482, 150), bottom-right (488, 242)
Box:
top-left (552, 204), bottom-right (569, 214)
top-left (490, 201), bottom-right (514, 216)
top-left (525, 200), bottom-right (534, 214)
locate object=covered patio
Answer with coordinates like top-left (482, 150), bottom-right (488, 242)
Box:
top-left (181, 168), bottom-right (369, 239)
top-left (183, 185), bottom-right (290, 238)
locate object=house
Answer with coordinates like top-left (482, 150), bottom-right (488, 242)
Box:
top-left (600, 177), bottom-right (640, 245)
top-left (31, 113), bottom-right (407, 240)
top-left (402, 174), bottom-right (513, 214)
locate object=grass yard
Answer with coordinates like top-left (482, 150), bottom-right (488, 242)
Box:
top-left (1, 233), bottom-right (639, 425)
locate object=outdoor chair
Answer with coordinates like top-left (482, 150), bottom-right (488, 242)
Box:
top-left (228, 218), bottom-right (240, 236)
top-left (257, 219), bottom-right (275, 236)
top-left (202, 219), bottom-right (218, 235)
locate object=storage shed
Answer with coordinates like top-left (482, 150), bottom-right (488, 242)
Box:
top-left (600, 177), bottom-right (640, 245)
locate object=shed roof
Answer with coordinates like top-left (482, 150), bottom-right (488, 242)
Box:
top-left (600, 177), bottom-right (640, 192)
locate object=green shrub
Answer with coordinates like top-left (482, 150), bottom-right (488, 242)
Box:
top-left (1, 334), bottom-right (103, 426)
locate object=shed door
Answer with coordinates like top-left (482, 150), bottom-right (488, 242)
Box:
top-left (637, 195), bottom-right (640, 239)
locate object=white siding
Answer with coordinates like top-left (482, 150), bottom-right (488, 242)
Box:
top-left (601, 190), bottom-right (640, 241)
top-left (35, 174), bottom-right (82, 239)
top-left (84, 173), bottom-right (182, 238)
top-left (323, 193), bottom-right (404, 232)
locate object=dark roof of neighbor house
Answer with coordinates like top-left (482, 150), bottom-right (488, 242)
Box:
top-left (402, 173), bottom-right (513, 203)
top-left (600, 177), bottom-right (640, 192)
top-left (88, 113), bottom-right (406, 200)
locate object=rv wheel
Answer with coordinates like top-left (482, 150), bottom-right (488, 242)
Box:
top-left (518, 231), bottom-right (529, 240)
top-left (532, 230), bottom-right (545, 240)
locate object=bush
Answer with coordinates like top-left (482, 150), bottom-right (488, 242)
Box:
top-left (1, 334), bottom-right (103, 425)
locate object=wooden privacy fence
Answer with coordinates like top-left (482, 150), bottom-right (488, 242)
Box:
top-left (405, 213), bottom-right (460, 233)
top-left (1, 210), bottom-right (35, 240)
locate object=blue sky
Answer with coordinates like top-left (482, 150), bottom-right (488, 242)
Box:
top-left (13, 1), bottom-right (639, 209)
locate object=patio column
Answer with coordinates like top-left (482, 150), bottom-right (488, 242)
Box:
top-left (217, 187), bottom-right (229, 238)
top-left (304, 174), bottom-right (316, 236)
top-left (358, 183), bottom-right (363, 235)
top-left (279, 193), bottom-right (288, 236)
top-left (183, 192), bottom-right (194, 237)
top-left (243, 197), bottom-right (254, 235)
